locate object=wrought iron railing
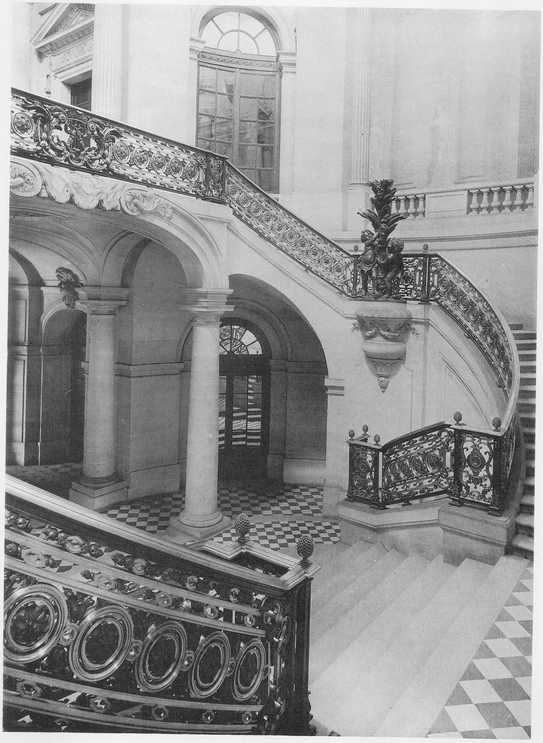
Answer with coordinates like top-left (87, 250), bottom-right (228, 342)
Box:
top-left (4, 475), bottom-right (317, 735)
top-left (347, 412), bottom-right (517, 516)
top-left (10, 89), bottom-right (227, 202)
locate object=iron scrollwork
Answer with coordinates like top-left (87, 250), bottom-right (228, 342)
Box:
top-left (11, 89), bottom-right (226, 203)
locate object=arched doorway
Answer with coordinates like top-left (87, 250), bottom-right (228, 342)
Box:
top-left (218, 319), bottom-right (271, 481)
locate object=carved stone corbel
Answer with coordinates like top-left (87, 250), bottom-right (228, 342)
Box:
top-left (355, 304), bottom-right (412, 392)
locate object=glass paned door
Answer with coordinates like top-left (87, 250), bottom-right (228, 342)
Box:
top-left (197, 61), bottom-right (279, 192)
top-left (218, 322), bottom-right (269, 481)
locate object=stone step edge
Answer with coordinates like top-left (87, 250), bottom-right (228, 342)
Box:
top-left (373, 555), bottom-right (529, 738)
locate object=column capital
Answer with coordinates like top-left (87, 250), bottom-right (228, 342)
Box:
top-left (179, 288), bottom-right (233, 322)
top-left (78, 287), bottom-right (129, 314)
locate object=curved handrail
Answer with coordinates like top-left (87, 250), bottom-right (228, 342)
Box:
top-left (4, 475), bottom-right (316, 734)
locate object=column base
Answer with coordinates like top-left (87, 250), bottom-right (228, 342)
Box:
top-left (69, 478), bottom-right (128, 511)
top-left (165, 509), bottom-right (232, 543)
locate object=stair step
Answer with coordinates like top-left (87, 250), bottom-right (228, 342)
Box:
top-left (519, 375), bottom-right (536, 386)
top-left (520, 365), bottom-right (537, 374)
top-left (524, 482), bottom-right (535, 497)
top-left (312, 542), bottom-right (390, 616)
top-left (513, 330), bottom-right (537, 340)
top-left (517, 401), bottom-right (536, 414)
top-left (515, 341), bottom-right (537, 350)
top-left (510, 532), bottom-right (534, 557)
top-left (508, 322), bottom-right (524, 331)
top-left (523, 430), bottom-right (536, 444)
top-left (518, 352), bottom-right (537, 362)
top-left (321, 558), bottom-right (492, 736)
top-left (516, 512), bottom-right (534, 532)
top-left (526, 463), bottom-right (535, 477)
top-left (518, 388), bottom-right (536, 399)
top-left (310, 555), bottom-right (455, 716)
top-left (311, 539), bottom-right (377, 596)
top-left (520, 497), bottom-right (534, 512)
top-left (309, 552), bottom-right (428, 684)
top-left (311, 548), bottom-right (406, 642)
top-left (375, 555), bottom-right (529, 738)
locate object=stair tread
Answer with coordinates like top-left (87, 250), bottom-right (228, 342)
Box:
top-left (309, 552), bottom-right (428, 684)
top-left (310, 555), bottom-right (455, 709)
top-left (320, 558), bottom-right (492, 736)
top-left (510, 533), bottom-right (534, 553)
top-left (311, 539), bottom-right (378, 595)
top-left (311, 547), bottom-right (405, 642)
top-left (375, 555), bottom-right (529, 738)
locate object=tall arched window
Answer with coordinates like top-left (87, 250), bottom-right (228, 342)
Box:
top-left (198, 11), bottom-right (280, 192)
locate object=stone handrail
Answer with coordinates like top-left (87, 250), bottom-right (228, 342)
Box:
top-left (4, 475), bottom-right (317, 735)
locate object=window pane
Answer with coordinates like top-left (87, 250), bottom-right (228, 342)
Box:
top-left (257, 121), bottom-right (274, 144)
top-left (238, 32), bottom-right (257, 54)
top-left (215, 118), bottom-right (233, 142)
top-left (217, 69), bottom-right (234, 93)
top-left (212, 11), bottom-right (239, 33)
top-left (240, 73), bottom-right (258, 96)
top-left (198, 90), bottom-right (216, 115)
top-left (239, 14), bottom-right (266, 37)
top-left (197, 115), bottom-right (214, 139)
top-left (238, 145), bottom-right (256, 168)
top-left (258, 99), bottom-right (275, 120)
top-left (219, 30), bottom-right (239, 52)
top-left (257, 170), bottom-right (273, 192)
top-left (256, 29), bottom-right (276, 56)
top-left (257, 146), bottom-right (274, 169)
top-left (258, 75), bottom-right (276, 98)
top-left (199, 66), bottom-right (216, 91)
top-left (240, 98), bottom-right (257, 119)
top-left (234, 376), bottom-right (248, 394)
top-left (239, 120), bottom-right (257, 144)
top-left (203, 23), bottom-right (221, 49)
top-left (217, 93), bottom-right (233, 118)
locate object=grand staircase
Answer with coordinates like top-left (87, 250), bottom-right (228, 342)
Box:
top-left (306, 541), bottom-right (528, 737)
top-left (510, 325), bottom-right (536, 557)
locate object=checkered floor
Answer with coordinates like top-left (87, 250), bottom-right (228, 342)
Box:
top-left (427, 561), bottom-right (533, 739)
top-left (6, 465), bottom-right (339, 551)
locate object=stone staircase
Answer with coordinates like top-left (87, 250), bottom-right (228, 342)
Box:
top-left (306, 541), bottom-right (528, 737)
top-left (510, 325), bottom-right (536, 557)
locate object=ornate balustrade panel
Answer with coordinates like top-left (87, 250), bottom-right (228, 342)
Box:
top-left (452, 426), bottom-right (505, 513)
top-left (346, 440), bottom-right (381, 507)
top-left (4, 481), bottom-right (315, 734)
top-left (429, 257), bottom-right (513, 394)
top-left (381, 424), bottom-right (455, 505)
top-left (11, 89), bottom-right (226, 203)
top-left (225, 167), bottom-right (355, 296)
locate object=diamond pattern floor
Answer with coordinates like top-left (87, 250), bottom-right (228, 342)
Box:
top-left (6, 464), bottom-right (339, 551)
top-left (427, 561), bottom-right (533, 739)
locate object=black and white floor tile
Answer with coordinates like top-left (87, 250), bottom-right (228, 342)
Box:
top-left (427, 561), bottom-right (533, 739)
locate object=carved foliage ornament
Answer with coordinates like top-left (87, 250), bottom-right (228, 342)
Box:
top-left (10, 158), bottom-right (172, 220)
top-left (56, 267), bottom-right (84, 309)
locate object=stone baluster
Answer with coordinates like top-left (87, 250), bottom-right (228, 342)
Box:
top-left (502, 186), bottom-right (513, 212)
top-left (416, 194), bottom-right (425, 217)
top-left (398, 195), bottom-right (407, 217)
top-left (407, 195), bottom-right (416, 218)
top-left (480, 188), bottom-right (491, 214)
top-left (468, 190), bottom-right (479, 215)
top-left (525, 184), bottom-right (534, 209)
top-left (512, 186), bottom-right (524, 210)
top-left (490, 187), bottom-right (501, 213)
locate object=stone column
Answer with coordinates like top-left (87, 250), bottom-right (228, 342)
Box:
top-left (347, 8), bottom-right (373, 230)
top-left (92, 4), bottom-right (124, 119)
top-left (70, 288), bottom-right (129, 510)
top-left (167, 289), bottom-right (232, 541)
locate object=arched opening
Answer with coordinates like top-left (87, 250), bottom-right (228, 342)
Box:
top-left (218, 319), bottom-right (271, 481)
top-left (41, 308), bottom-right (87, 464)
top-left (197, 9), bottom-right (281, 192)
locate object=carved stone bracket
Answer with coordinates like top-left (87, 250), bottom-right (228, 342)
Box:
top-left (10, 157), bottom-right (172, 219)
top-left (355, 304), bottom-right (413, 392)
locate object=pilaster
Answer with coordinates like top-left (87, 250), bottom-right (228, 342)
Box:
top-left (92, 4), bottom-right (123, 119)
